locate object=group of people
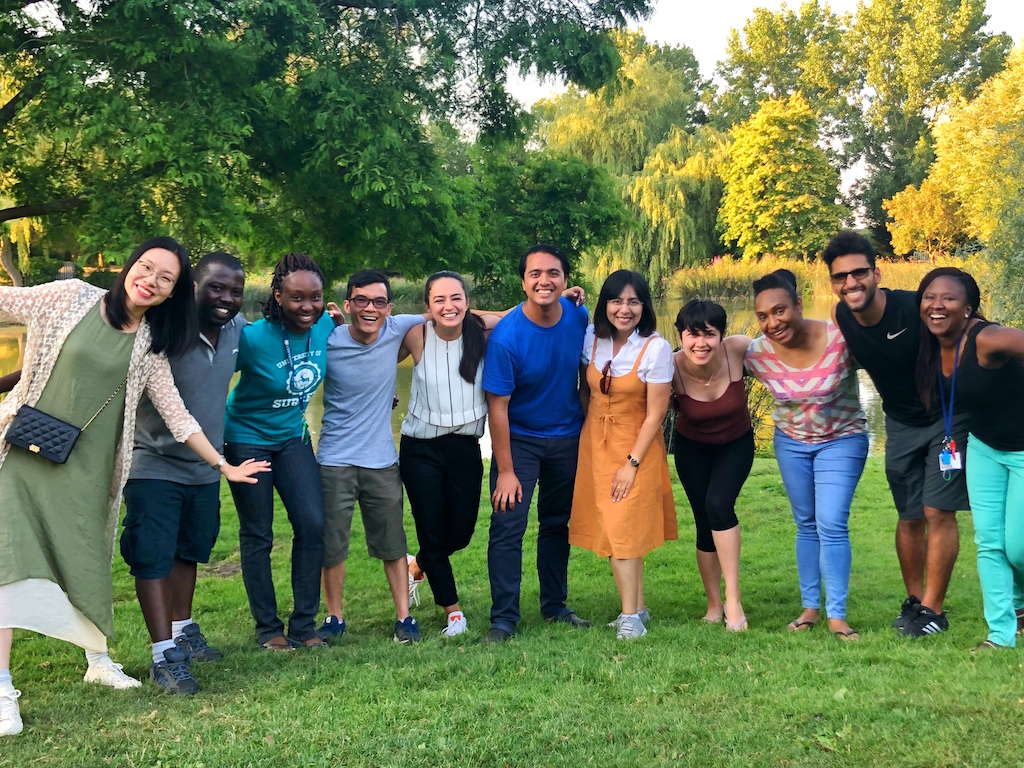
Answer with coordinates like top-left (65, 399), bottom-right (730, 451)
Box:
top-left (2, 232), bottom-right (1024, 737)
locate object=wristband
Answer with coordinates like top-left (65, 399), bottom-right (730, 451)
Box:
top-left (627, 455), bottom-right (639, 468)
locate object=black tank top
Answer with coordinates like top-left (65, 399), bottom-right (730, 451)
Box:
top-left (952, 321), bottom-right (1024, 452)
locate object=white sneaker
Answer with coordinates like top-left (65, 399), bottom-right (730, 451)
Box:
top-left (616, 615), bottom-right (648, 641)
top-left (407, 554), bottom-right (424, 607)
top-left (0, 689), bottom-right (23, 736)
top-left (441, 612), bottom-right (468, 637)
top-left (83, 657), bottom-right (142, 689)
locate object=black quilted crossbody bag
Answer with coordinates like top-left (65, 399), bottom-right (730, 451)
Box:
top-left (5, 371), bottom-right (132, 464)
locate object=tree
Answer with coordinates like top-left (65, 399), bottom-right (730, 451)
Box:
top-left (883, 179), bottom-right (969, 260)
top-left (719, 94), bottom-right (845, 260)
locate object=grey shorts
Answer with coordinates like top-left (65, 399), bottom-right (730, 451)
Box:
top-left (884, 413), bottom-right (970, 520)
top-left (320, 463), bottom-right (407, 566)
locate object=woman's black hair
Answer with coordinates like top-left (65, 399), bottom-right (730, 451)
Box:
top-left (424, 270), bottom-right (486, 384)
top-left (262, 252), bottom-right (326, 325)
top-left (593, 269), bottom-right (657, 339)
top-left (675, 299), bottom-right (727, 337)
top-left (752, 269), bottom-right (799, 303)
top-left (914, 267), bottom-right (985, 411)
top-left (104, 236), bottom-right (196, 357)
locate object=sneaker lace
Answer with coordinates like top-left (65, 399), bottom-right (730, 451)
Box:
top-left (188, 629), bottom-right (213, 652)
top-left (165, 658), bottom-right (192, 682)
top-left (0, 689), bottom-right (21, 717)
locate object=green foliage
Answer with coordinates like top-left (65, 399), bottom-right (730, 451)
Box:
top-left (84, 269), bottom-right (119, 290)
top-left (719, 94), bottom-right (845, 260)
top-left (883, 179), bottom-right (970, 260)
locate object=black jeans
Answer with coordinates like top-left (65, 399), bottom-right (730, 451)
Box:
top-left (487, 433), bottom-right (579, 634)
top-left (674, 430), bottom-right (754, 552)
top-left (225, 437), bottom-right (324, 643)
top-left (400, 434), bottom-right (484, 607)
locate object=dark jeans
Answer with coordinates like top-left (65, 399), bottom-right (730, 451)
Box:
top-left (400, 434), bottom-right (484, 607)
top-left (674, 430), bottom-right (755, 553)
top-left (225, 437), bottom-right (324, 643)
top-left (487, 433), bottom-right (579, 634)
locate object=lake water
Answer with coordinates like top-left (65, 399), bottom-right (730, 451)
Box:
top-left (0, 294), bottom-right (885, 455)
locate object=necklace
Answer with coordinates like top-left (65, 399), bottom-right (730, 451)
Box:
top-left (682, 352), bottom-right (722, 387)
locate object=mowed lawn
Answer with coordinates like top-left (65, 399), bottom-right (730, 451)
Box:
top-left (3, 457), bottom-right (1023, 767)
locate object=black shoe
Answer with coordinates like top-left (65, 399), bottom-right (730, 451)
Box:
top-left (546, 611), bottom-right (593, 628)
top-left (900, 606), bottom-right (949, 637)
top-left (893, 596), bottom-right (921, 630)
top-left (181, 623), bottom-right (223, 662)
top-left (481, 627), bottom-right (512, 643)
top-left (150, 648), bottom-right (200, 695)
top-left (393, 617), bottom-right (422, 644)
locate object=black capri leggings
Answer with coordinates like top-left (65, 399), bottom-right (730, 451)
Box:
top-left (673, 430), bottom-right (755, 553)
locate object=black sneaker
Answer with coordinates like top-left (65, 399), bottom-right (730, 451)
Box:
top-left (150, 648), bottom-right (200, 695)
top-left (393, 617), bottom-right (422, 644)
top-left (893, 596), bottom-right (921, 630)
top-left (316, 615), bottom-right (346, 643)
top-left (180, 623), bottom-right (223, 662)
top-left (481, 627), bottom-right (512, 644)
top-left (900, 606), bottom-right (949, 637)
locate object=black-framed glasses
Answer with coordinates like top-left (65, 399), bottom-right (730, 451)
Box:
top-left (829, 267), bottom-right (872, 284)
top-left (599, 360), bottom-right (612, 395)
top-left (350, 295), bottom-right (390, 309)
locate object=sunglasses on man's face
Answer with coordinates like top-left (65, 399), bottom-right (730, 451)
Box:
top-left (829, 267), bottom-right (872, 284)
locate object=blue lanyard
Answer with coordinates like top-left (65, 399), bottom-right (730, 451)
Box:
top-left (281, 325), bottom-right (313, 414)
top-left (937, 333), bottom-right (963, 449)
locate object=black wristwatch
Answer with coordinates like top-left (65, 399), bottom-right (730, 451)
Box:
top-left (627, 455), bottom-right (639, 468)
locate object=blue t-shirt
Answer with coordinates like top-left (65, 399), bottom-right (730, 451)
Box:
top-left (224, 313), bottom-right (335, 445)
top-left (317, 314), bottom-right (426, 468)
top-left (482, 297), bottom-right (588, 438)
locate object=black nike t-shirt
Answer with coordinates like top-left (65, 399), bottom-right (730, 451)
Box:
top-left (835, 288), bottom-right (939, 427)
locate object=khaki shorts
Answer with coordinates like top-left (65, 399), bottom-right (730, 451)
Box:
top-left (320, 463), bottom-right (407, 566)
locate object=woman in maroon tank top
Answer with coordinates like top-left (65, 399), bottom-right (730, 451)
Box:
top-left (670, 300), bottom-right (754, 631)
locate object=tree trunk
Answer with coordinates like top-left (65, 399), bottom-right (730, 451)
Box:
top-left (0, 236), bottom-right (24, 286)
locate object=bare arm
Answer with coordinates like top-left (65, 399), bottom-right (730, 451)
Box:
top-left (399, 323), bottom-right (425, 365)
top-left (579, 363), bottom-right (591, 415)
top-left (0, 369), bottom-right (21, 394)
top-left (183, 432), bottom-right (270, 484)
top-left (487, 392), bottom-right (522, 513)
top-left (725, 334), bottom-right (753, 376)
top-left (975, 324), bottom-right (1024, 366)
top-left (611, 381), bottom-right (671, 503)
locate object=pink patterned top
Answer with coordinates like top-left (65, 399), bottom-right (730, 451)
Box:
top-left (744, 322), bottom-right (866, 444)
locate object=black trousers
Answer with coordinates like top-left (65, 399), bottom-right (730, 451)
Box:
top-left (399, 434), bottom-right (484, 607)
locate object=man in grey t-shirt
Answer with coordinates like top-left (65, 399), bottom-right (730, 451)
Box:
top-left (121, 252), bottom-right (246, 694)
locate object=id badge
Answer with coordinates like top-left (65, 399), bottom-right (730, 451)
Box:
top-left (938, 449), bottom-right (962, 471)
top-left (301, 418), bottom-right (310, 445)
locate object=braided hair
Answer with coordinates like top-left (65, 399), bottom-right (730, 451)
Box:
top-left (262, 252), bottom-right (326, 325)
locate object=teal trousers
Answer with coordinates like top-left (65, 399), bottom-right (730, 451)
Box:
top-left (965, 434), bottom-right (1024, 647)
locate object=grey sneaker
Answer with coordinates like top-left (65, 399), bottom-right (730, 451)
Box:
top-left (546, 611), bottom-right (593, 628)
top-left (181, 623), bottom-right (223, 662)
top-left (608, 608), bottom-right (650, 628)
top-left (616, 615), bottom-right (648, 641)
top-left (150, 648), bottom-right (200, 695)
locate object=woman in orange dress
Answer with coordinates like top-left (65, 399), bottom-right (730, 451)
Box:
top-left (569, 270), bottom-right (676, 640)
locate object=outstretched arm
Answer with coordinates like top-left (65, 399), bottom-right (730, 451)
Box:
top-left (976, 324), bottom-right (1024, 366)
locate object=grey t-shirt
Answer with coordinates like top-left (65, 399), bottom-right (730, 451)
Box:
top-left (129, 316), bottom-right (246, 484)
top-left (317, 314), bottom-right (425, 469)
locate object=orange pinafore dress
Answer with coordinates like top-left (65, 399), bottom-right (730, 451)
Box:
top-left (569, 337), bottom-right (677, 558)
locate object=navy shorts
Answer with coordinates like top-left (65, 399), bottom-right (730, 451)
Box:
top-left (120, 479), bottom-right (221, 579)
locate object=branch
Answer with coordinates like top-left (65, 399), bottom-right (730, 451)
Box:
top-left (0, 196), bottom-right (87, 224)
top-left (0, 77), bottom-right (44, 131)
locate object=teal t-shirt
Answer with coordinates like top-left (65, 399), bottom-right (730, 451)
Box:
top-left (224, 313), bottom-right (335, 445)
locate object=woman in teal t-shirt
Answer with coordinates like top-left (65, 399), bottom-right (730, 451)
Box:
top-left (224, 252), bottom-right (337, 650)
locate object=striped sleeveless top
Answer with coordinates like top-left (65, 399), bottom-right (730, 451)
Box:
top-left (401, 322), bottom-right (487, 440)
top-left (744, 321), bottom-right (866, 443)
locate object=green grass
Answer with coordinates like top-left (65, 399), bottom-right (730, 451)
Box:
top-left (3, 458), bottom-right (1023, 767)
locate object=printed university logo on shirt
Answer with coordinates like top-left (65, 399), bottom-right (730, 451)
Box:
top-left (287, 361), bottom-right (321, 397)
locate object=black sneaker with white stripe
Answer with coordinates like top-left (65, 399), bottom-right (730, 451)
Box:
top-left (893, 595), bottom-right (921, 630)
top-left (900, 606), bottom-right (949, 637)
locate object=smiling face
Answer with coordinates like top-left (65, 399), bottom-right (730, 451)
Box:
top-left (344, 281), bottom-right (392, 338)
top-left (275, 270), bottom-right (324, 334)
top-left (920, 275), bottom-right (972, 340)
top-left (754, 287), bottom-right (803, 346)
top-left (680, 325), bottom-right (722, 366)
top-left (124, 247), bottom-right (180, 312)
top-left (605, 284), bottom-right (642, 337)
top-left (427, 276), bottom-right (467, 331)
top-left (522, 251), bottom-right (567, 309)
top-left (196, 263), bottom-right (245, 330)
top-left (829, 253), bottom-right (880, 314)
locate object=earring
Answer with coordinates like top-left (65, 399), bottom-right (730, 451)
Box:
top-left (965, 313), bottom-right (970, 318)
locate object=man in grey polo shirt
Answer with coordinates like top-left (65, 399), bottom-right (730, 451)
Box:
top-left (120, 252), bottom-right (246, 693)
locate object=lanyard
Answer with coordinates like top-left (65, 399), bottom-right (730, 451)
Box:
top-left (937, 332), bottom-right (963, 451)
top-left (282, 325), bottom-right (313, 441)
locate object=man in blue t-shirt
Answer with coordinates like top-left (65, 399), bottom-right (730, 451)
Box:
top-left (481, 244), bottom-right (593, 642)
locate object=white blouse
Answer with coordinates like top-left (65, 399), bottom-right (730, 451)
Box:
top-left (581, 326), bottom-right (673, 384)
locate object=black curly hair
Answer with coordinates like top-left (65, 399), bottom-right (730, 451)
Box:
top-left (262, 252), bottom-right (326, 325)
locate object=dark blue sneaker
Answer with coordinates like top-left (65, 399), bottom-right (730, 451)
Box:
top-left (150, 648), bottom-right (200, 695)
top-left (317, 615), bottom-right (346, 642)
top-left (181, 622), bottom-right (223, 662)
top-left (393, 616), bottom-right (421, 644)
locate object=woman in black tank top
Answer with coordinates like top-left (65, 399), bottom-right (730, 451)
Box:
top-left (916, 268), bottom-right (1024, 650)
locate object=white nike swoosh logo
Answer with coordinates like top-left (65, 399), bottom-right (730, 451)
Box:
top-left (887, 329), bottom-right (907, 340)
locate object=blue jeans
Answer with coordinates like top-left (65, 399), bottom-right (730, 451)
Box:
top-left (773, 430), bottom-right (868, 620)
top-left (488, 434), bottom-right (579, 634)
top-left (225, 437), bottom-right (325, 643)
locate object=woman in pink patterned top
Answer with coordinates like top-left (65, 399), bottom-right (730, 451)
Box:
top-left (745, 269), bottom-right (868, 640)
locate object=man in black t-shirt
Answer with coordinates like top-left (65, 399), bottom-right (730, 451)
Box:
top-left (825, 231), bottom-right (969, 638)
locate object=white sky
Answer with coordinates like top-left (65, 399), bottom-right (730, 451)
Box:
top-left (510, 0), bottom-right (1024, 105)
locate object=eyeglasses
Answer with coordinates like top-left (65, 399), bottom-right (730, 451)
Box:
top-left (136, 260), bottom-right (177, 290)
top-left (829, 267), bottom-right (872, 284)
top-left (608, 298), bottom-right (643, 309)
top-left (599, 360), bottom-right (612, 395)
top-left (349, 295), bottom-right (390, 309)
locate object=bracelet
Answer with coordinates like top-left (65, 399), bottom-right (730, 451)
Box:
top-left (627, 455), bottom-right (639, 468)
top-left (214, 455), bottom-right (226, 470)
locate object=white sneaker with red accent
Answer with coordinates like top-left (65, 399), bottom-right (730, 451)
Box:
top-left (441, 612), bottom-right (468, 637)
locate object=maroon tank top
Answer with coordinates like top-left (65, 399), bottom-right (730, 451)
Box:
top-left (672, 353), bottom-right (752, 445)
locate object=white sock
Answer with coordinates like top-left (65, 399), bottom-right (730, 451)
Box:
top-left (623, 613), bottom-right (640, 620)
top-left (171, 618), bottom-right (192, 639)
top-left (84, 650), bottom-right (108, 667)
top-left (0, 669), bottom-right (13, 695)
top-left (152, 640), bottom-right (176, 665)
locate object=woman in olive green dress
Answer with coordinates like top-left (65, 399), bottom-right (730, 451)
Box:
top-left (0, 237), bottom-right (268, 737)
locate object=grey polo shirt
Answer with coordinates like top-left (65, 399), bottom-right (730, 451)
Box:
top-left (129, 316), bottom-right (246, 485)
